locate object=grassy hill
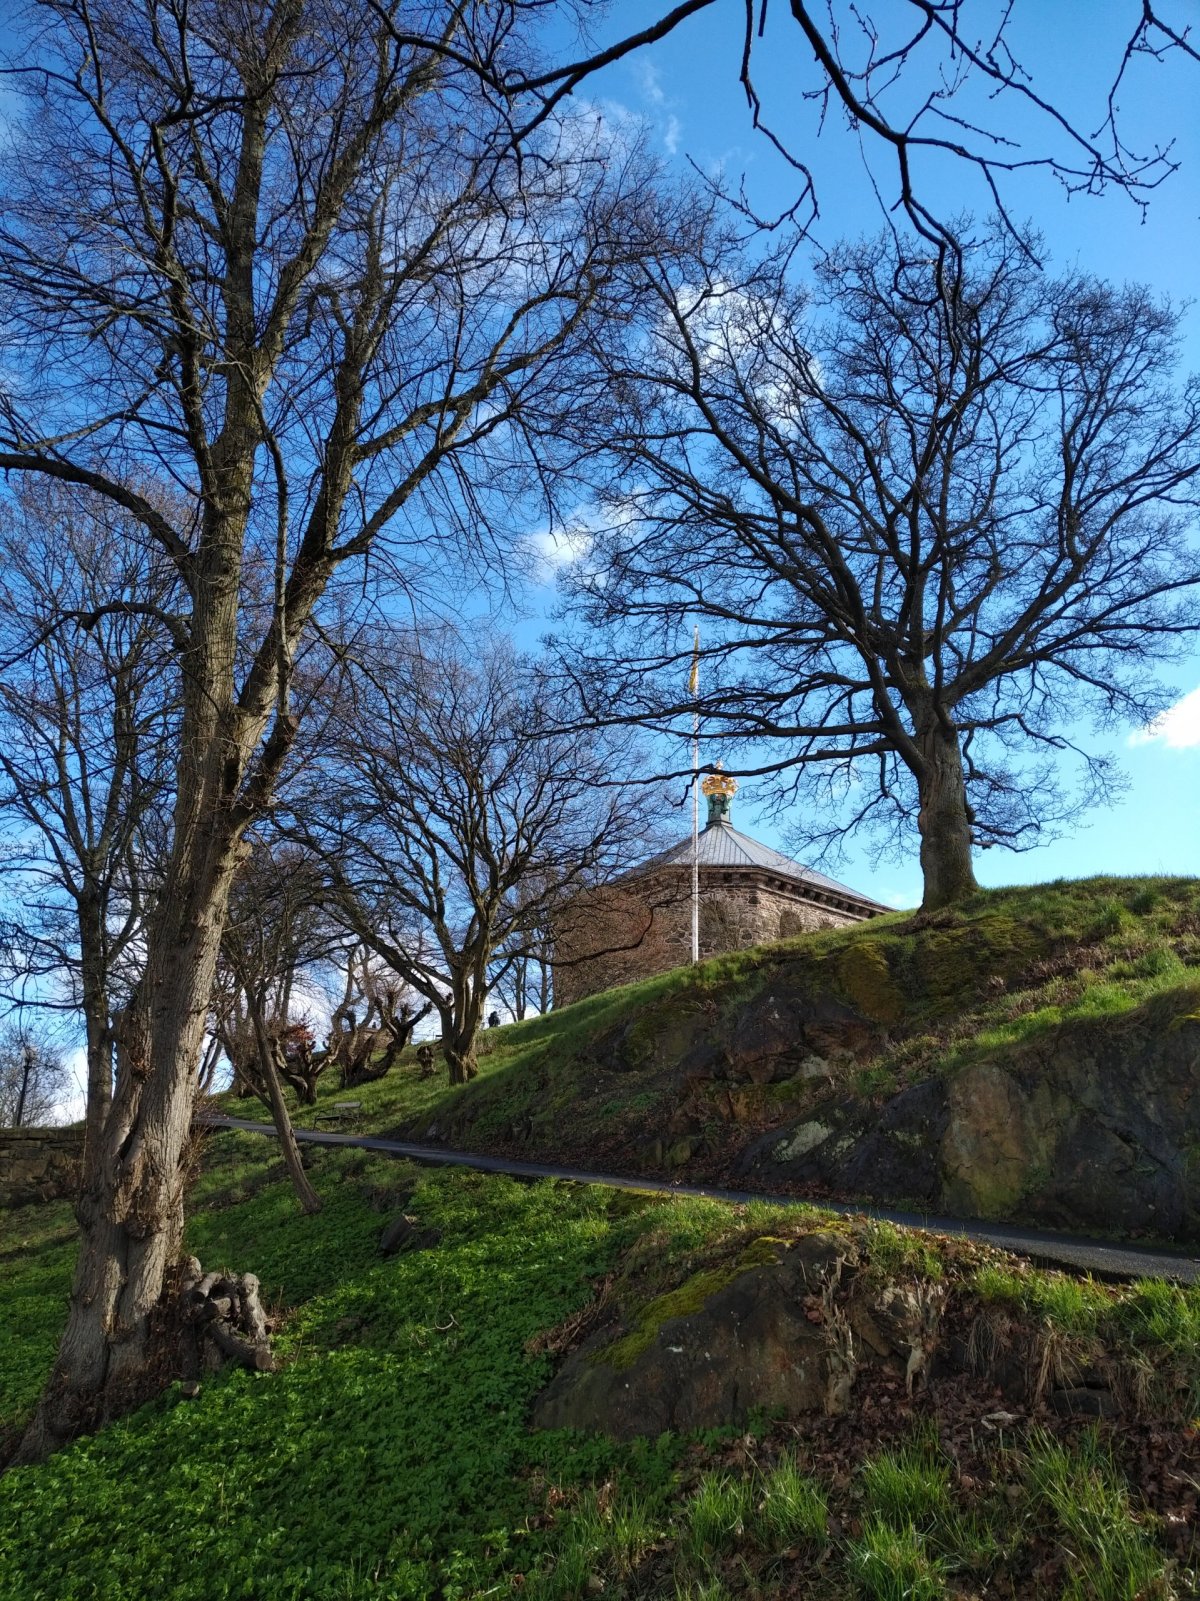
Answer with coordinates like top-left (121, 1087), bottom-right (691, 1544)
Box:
top-left (2, 1127), bottom-right (1199, 1599)
top-left (283, 876), bottom-right (1200, 1243)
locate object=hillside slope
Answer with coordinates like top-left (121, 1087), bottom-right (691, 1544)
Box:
top-left (288, 877), bottom-right (1200, 1244)
top-left (4, 1132), bottom-right (1199, 1599)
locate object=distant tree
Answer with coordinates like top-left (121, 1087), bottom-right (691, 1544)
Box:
top-left (291, 629), bottom-right (666, 1083)
top-left (322, 946), bottom-right (432, 1089)
top-left (0, 1026), bottom-right (68, 1129)
top-left (0, 482), bottom-right (177, 1178)
top-left (213, 842), bottom-right (343, 1213)
top-left (560, 226), bottom-right (1200, 907)
top-left (488, 876), bottom-right (558, 1021)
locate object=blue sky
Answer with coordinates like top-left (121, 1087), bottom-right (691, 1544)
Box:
top-left (526, 0), bottom-right (1200, 909)
top-left (0, 1), bottom-right (1194, 918)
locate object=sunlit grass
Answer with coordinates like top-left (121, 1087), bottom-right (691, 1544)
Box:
top-left (1022, 1427), bottom-right (1169, 1601)
top-left (847, 1517), bottom-right (949, 1600)
top-left (753, 1450), bottom-right (828, 1550)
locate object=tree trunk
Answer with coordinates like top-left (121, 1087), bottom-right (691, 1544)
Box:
top-left (915, 715), bottom-right (979, 910)
top-left (78, 900), bottom-right (113, 1190)
top-left (13, 902), bottom-right (230, 1464)
top-left (443, 1038), bottom-right (478, 1084)
top-left (537, 954), bottom-right (551, 1016)
top-left (440, 972), bottom-right (481, 1085)
top-left (248, 1007), bottom-right (322, 1216)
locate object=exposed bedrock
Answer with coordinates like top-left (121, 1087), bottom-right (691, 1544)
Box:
top-left (720, 998), bottom-right (1200, 1241)
top-left (532, 1232), bottom-right (1145, 1440)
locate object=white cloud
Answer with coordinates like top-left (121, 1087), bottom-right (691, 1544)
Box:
top-left (632, 60), bottom-right (682, 158)
top-left (1129, 687), bottom-right (1200, 750)
top-left (635, 61), bottom-right (666, 108)
top-left (656, 281), bottom-right (816, 431)
top-left (523, 520), bottom-right (597, 583)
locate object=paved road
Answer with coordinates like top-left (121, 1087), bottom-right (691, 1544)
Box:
top-left (198, 1113), bottom-right (1200, 1285)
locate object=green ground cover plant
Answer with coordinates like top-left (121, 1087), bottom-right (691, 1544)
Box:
top-left (3, 1122), bottom-right (1197, 1598)
top-left (1, 1137), bottom-right (683, 1599)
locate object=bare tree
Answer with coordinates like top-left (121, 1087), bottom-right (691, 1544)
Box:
top-left (0, 1), bottom-right (677, 1461)
top-left (0, 1026), bottom-right (68, 1129)
top-left (0, 482), bottom-right (178, 1179)
top-left (558, 225), bottom-right (1200, 907)
top-left (291, 629), bottom-right (667, 1083)
top-left (472, 2), bottom-right (1197, 260)
top-left (489, 876), bottom-right (558, 1020)
top-left (212, 842), bottom-right (343, 1212)
top-left (324, 948), bottom-right (432, 1088)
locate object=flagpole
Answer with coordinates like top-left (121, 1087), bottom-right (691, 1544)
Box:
top-left (690, 626), bottom-right (700, 965)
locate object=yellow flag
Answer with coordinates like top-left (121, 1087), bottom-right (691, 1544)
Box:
top-left (688, 626), bottom-right (700, 694)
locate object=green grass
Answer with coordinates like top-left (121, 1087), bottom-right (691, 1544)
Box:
top-left (683, 1469), bottom-right (755, 1555)
top-left (972, 1262), bottom-right (1200, 1412)
top-left (752, 1450), bottom-right (828, 1550)
top-left (847, 1518), bottom-right (949, 1600)
top-left (0, 1196), bottom-right (78, 1436)
top-left (860, 1433), bottom-right (953, 1529)
top-left (1023, 1428), bottom-right (1169, 1601)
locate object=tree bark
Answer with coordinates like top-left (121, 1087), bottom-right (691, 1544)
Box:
top-left (440, 970), bottom-right (481, 1085)
top-left (78, 896), bottom-right (113, 1191)
top-left (13, 894), bottom-right (231, 1463)
top-left (915, 715), bottom-right (979, 910)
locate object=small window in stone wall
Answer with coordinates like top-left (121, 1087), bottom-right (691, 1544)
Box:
top-left (779, 909), bottom-right (806, 939)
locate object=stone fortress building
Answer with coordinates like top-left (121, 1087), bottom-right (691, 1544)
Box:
top-left (553, 767), bottom-right (887, 1006)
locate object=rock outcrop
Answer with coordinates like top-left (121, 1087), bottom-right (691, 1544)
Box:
top-left (531, 1228), bottom-right (1173, 1441)
top-left (533, 1235), bottom-right (848, 1437)
top-left (734, 993), bottom-right (1200, 1239)
top-left (426, 886), bottom-right (1200, 1244)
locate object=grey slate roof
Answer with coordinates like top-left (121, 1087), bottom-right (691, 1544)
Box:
top-left (631, 821), bottom-right (888, 911)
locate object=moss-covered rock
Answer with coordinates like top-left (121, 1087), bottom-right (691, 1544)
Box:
top-left (534, 1234), bottom-right (847, 1437)
top-left (837, 940), bottom-right (905, 1024)
top-left (738, 991), bottom-right (1200, 1239)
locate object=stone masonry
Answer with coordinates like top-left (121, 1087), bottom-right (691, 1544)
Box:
top-left (553, 868), bottom-right (865, 1006)
top-left (554, 773), bottom-right (884, 1006)
top-left (0, 1126), bottom-right (82, 1207)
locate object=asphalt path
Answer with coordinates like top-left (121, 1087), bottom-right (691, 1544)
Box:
top-left (198, 1113), bottom-right (1200, 1285)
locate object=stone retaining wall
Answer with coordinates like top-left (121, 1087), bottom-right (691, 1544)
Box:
top-left (0, 1126), bottom-right (82, 1207)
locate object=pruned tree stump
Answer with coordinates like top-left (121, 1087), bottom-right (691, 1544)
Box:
top-left (178, 1257), bottom-right (275, 1387)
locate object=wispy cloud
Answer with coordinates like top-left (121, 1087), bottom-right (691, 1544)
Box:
top-left (632, 59), bottom-right (683, 158)
top-left (634, 61), bottom-right (666, 107)
top-left (1129, 686), bottom-right (1200, 750)
top-left (522, 520), bottom-right (597, 583)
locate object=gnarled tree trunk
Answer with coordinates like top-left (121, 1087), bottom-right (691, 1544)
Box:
top-left (13, 872), bottom-right (235, 1463)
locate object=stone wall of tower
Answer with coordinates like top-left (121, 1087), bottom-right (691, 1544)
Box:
top-left (553, 867), bottom-right (869, 1008)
